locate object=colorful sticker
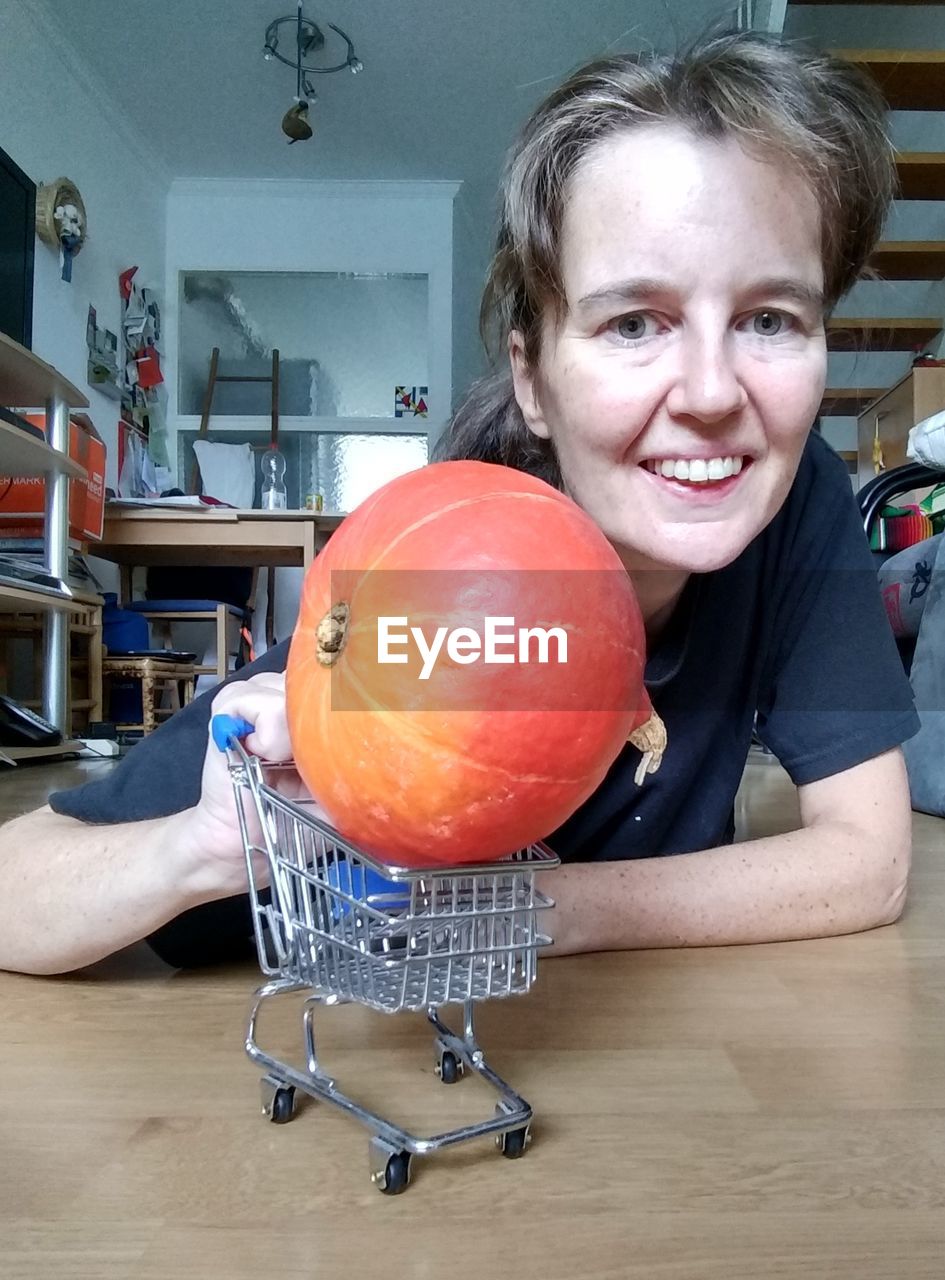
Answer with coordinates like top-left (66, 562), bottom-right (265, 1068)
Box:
top-left (395, 386), bottom-right (428, 418)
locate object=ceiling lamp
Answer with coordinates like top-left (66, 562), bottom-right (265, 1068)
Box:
top-left (263, 2), bottom-right (364, 144)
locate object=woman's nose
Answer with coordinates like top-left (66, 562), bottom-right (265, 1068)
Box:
top-left (665, 331), bottom-right (748, 424)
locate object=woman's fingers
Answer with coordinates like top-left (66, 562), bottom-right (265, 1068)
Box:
top-left (210, 671), bottom-right (291, 763)
top-left (196, 670), bottom-right (332, 872)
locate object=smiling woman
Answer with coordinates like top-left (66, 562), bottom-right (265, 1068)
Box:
top-left (0, 29), bottom-right (921, 976)
top-left (432, 30), bottom-right (919, 952)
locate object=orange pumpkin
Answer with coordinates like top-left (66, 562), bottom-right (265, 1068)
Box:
top-left (286, 461), bottom-right (665, 867)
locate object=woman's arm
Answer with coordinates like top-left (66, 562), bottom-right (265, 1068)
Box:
top-left (0, 804), bottom-right (237, 975)
top-left (542, 747), bottom-right (912, 955)
top-left (0, 672), bottom-right (293, 976)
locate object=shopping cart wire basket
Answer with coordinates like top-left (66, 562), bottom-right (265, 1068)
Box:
top-left (213, 714), bottom-right (560, 1194)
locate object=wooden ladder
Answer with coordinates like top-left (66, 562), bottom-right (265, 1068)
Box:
top-left (191, 346), bottom-right (282, 648)
top-left (191, 347), bottom-right (281, 488)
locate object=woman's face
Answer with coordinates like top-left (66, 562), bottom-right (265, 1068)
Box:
top-left (510, 125), bottom-right (828, 580)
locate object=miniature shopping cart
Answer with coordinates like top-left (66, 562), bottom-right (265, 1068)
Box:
top-left (213, 715), bottom-right (559, 1195)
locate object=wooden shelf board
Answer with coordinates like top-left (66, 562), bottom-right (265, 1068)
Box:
top-left (820, 387), bottom-right (887, 415)
top-left (869, 242), bottom-right (945, 281)
top-left (2, 739), bottom-right (85, 762)
top-left (831, 50), bottom-right (945, 110)
top-left (0, 583), bottom-right (84, 614)
top-left (896, 153), bottom-right (945, 200)
top-left (21, 698), bottom-right (96, 710)
top-left (0, 419), bottom-right (86, 480)
top-left (0, 332), bottom-right (88, 410)
top-left (826, 318), bottom-right (941, 351)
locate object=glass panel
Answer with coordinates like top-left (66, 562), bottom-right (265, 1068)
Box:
top-left (306, 433), bottom-right (428, 512)
top-left (178, 430), bottom-right (428, 513)
top-left (178, 271), bottom-right (429, 420)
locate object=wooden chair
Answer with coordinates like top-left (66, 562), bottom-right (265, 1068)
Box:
top-left (121, 565), bottom-right (258, 685)
top-left (123, 599), bottom-right (247, 684)
top-left (101, 654), bottom-right (195, 735)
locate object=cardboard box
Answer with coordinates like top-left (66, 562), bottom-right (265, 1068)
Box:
top-left (0, 413), bottom-right (107, 542)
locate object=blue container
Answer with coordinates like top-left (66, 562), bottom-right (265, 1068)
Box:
top-left (102, 593), bottom-right (150, 652)
top-left (102, 593), bottom-right (150, 724)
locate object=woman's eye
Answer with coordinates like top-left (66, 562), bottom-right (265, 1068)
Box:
top-left (752, 310), bottom-right (789, 336)
top-left (614, 313), bottom-right (653, 341)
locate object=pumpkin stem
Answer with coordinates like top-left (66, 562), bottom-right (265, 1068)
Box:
top-left (629, 710), bottom-right (667, 786)
top-left (316, 602), bottom-right (350, 667)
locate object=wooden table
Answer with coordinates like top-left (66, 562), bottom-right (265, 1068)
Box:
top-left (2, 774), bottom-right (944, 1280)
top-left (93, 505), bottom-right (345, 614)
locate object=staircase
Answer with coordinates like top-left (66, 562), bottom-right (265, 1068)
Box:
top-left (787, 2), bottom-right (945, 470)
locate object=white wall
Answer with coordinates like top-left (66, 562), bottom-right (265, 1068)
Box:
top-left (451, 177), bottom-right (499, 412)
top-left (0, 0), bottom-right (168, 495)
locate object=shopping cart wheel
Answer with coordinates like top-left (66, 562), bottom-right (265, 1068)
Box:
top-left (436, 1049), bottom-right (463, 1085)
top-left (498, 1126), bottom-right (530, 1159)
top-left (270, 1087), bottom-right (295, 1124)
top-left (261, 1079), bottom-right (296, 1125)
top-left (373, 1150), bottom-right (412, 1195)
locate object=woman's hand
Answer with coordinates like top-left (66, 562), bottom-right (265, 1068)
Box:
top-left (180, 671), bottom-right (325, 898)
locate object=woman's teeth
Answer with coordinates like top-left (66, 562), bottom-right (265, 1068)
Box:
top-left (645, 456), bottom-right (745, 483)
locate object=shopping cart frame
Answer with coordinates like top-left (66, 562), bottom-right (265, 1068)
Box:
top-left (217, 718), bottom-right (559, 1194)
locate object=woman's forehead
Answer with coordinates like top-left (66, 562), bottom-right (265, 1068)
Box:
top-left (559, 124), bottom-right (823, 300)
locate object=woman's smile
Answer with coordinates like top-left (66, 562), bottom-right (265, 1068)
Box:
top-left (637, 454), bottom-right (754, 506)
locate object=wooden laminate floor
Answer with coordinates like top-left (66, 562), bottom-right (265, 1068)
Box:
top-left (1, 750), bottom-right (943, 1279)
top-left (0, 753), bottom-right (119, 820)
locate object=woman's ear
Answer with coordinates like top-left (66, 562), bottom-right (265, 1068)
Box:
top-left (508, 331), bottom-right (551, 440)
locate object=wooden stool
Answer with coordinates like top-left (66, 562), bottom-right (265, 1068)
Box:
top-left (102, 655), bottom-right (196, 735)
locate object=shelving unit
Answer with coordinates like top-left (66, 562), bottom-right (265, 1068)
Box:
top-left (0, 419), bottom-right (85, 480)
top-left (0, 331), bottom-right (91, 756)
top-left (856, 365), bottom-right (945, 490)
top-left (0, 587), bottom-right (104, 736)
top-left (0, 582), bottom-right (84, 613)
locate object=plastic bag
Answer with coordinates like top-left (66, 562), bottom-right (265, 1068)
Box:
top-left (907, 408), bottom-right (945, 468)
top-left (902, 531), bottom-right (945, 817)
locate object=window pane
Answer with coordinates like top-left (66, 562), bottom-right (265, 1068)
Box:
top-left (307, 433), bottom-right (428, 512)
top-left (178, 429), bottom-right (428, 513)
top-left (179, 271), bottom-right (429, 419)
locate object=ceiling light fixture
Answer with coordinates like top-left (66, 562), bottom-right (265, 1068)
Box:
top-left (264, 2), bottom-right (364, 144)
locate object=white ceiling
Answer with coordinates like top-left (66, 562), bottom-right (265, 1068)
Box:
top-left (51, 0), bottom-right (740, 186)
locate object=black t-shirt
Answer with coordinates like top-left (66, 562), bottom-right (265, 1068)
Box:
top-left (50, 433), bottom-right (919, 966)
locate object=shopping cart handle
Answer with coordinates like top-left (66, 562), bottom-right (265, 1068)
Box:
top-left (211, 714), bottom-right (256, 752)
